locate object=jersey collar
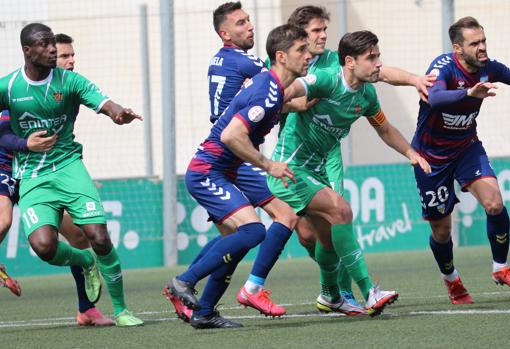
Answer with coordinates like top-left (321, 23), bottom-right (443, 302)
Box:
top-left (21, 66), bottom-right (54, 86)
top-left (309, 55), bottom-right (320, 68)
top-left (340, 67), bottom-right (357, 93)
top-left (224, 43), bottom-right (243, 50)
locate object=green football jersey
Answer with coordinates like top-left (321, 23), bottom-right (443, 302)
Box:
top-left (275, 67), bottom-right (380, 171)
top-left (308, 48), bottom-right (339, 73)
top-left (0, 67), bottom-right (109, 179)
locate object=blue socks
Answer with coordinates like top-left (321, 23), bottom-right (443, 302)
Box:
top-left (429, 235), bottom-right (454, 275)
top-left (248, 222), bottom-right (293, 286)
top-left (178, 222), bottom-right (266, 285)
top-left (70, 265), bottom-right (95, 313)
top-left (194, 257), bottom-right (242, 317)
top-left (487, 207), bottom-right (510, 264)
top-left (190, 235), bottom-right (222, 267)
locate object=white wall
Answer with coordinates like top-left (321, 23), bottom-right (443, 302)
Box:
top-left (1, 0), bottom-right (509, 178)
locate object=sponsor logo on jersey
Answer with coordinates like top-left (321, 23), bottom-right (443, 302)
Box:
top-left (11, 96), bottom-right (34, 103)
top-left (248, 105), bottom-right (265, 122)
top-left (475, 169), bottom-right (481, 176)
top-left (53, 91), bottom-right (63, 102)
top-left (18, 112), bottom-right (68, 134)
top-left (441, 111), bottom-right (478, 130)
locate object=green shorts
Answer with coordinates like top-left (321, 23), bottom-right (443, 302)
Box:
top-left (267, 165), bottom-right (330, 215)
top-left (325, 141), bottom-right (344, 195)
top-left (19, 159), bottom-right (106, 236)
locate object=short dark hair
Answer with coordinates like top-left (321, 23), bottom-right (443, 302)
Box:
top-left (448, 16), bottom-right (483, 45)
top-left (20, 22), bottom-right (52, 47)
top-left (266, 24), bottom-right (308, 65)
top-left (55, 33), bottom-right (73, 44)
top-left (338, 30), bottom-right (379, 66)
top-left (213, 1), bottom-right (242, 34)
top-left (287, 5), bottom-right (330, 28)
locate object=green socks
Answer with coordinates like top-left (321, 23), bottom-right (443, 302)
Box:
top-left (48, 241), bottom-right (93, 267)
top-left (331, 223), bottom-right (373, 300)
top-left (315, 243), bottom-right (340, 302)
top-left (97, 247), bottom-right (126, 316)
top-left (337, 261), bottom-right (353, 294)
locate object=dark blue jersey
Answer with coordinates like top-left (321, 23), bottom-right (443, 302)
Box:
top-left (190, 69), bottom-right (284, 174)
top-left (207, 45), bottom-right (266, 123)
top-left (0, 110), bottom-right (14, 172)
top-left (412, 53), bottom-right (510, 164)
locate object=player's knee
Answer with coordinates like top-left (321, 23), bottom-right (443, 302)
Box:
top-left (275, 213), bottom-right (299, 230)
top-left (330, 200), bottom-right (353, 224)
top-left (84, 226), bottom-right (113, 252)
top-left (0, 221), bottom-right (12, 241)
top-left (298, 234), bottom-right (315, 249)
top-left (430, 223), bottom-right (451, 243)
top-left (30, 235), bottom-right (58, 261)
top-left (264, 201), bottom-right (299, 229)
top-left (483, 200), bottom-right (504, 216)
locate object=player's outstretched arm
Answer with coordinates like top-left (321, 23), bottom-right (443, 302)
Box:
top-left (467, 82), bottom-right (497, 99)
top-left (221, 118), bottom-right (295, 187)
top-left (367, 112), bottom-right (431, 174)
top-left (100, 100), bottom-right (143, 125)
top-left (0, 120), bottom-right (56, 152)
top-left (379, 66), bottom-right (436, 102)
top-left (428, 81), bottom-right (497, 108)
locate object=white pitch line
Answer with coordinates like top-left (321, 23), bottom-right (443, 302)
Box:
top-left (2, 308), bottom-right (510, 329)
top-left (2, 290), bottom-right (510, 329)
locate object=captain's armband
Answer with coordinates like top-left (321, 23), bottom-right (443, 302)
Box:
top-left (367, 110), bottom-right (387, 128)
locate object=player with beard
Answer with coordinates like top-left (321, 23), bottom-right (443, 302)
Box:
top-left (412, 16), bottom-right (510, 304)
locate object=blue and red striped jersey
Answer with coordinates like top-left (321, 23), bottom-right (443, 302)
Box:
top-left (412, 52), bottom-right (510, 164)
top-left (207, 45), bottom-right (266, 123)
top-left (190, 69), bottom-right (284, 174)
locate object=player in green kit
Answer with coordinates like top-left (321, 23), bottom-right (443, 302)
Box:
top-left (282, 6), bottom-right (434, 312)
top-left (269, 30), bottom-right (431, 316)
top-left (0, 23), bottom-right (143, 326)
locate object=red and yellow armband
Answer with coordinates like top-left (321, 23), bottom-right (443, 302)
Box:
top-left (367, 110), bottom-right (387, 127)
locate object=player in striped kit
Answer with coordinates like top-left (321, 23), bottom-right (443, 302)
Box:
top-left (412, 16), bottom-right (510, 304)
top-left (165, 24), bottom-right (310, 329)
top-left (164, 2), bottom-right (303, 320)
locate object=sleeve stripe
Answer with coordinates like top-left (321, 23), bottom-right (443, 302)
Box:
top-left (95, 98), bottom-right (110, 113)
top-left (233, 113), bottom-right (251, 132)
top-left (297, 78), bottom-right (308, 96)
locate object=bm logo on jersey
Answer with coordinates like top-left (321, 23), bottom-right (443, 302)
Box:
top-left (442, 112), bottom-right (477, 130)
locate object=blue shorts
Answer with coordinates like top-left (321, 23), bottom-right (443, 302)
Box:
top-left (185, 162), bottom-right (274, 224)
top-left (0, 168), bottom-right (18, 204)
top-left (414, 141), bottom-right (495, 220)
